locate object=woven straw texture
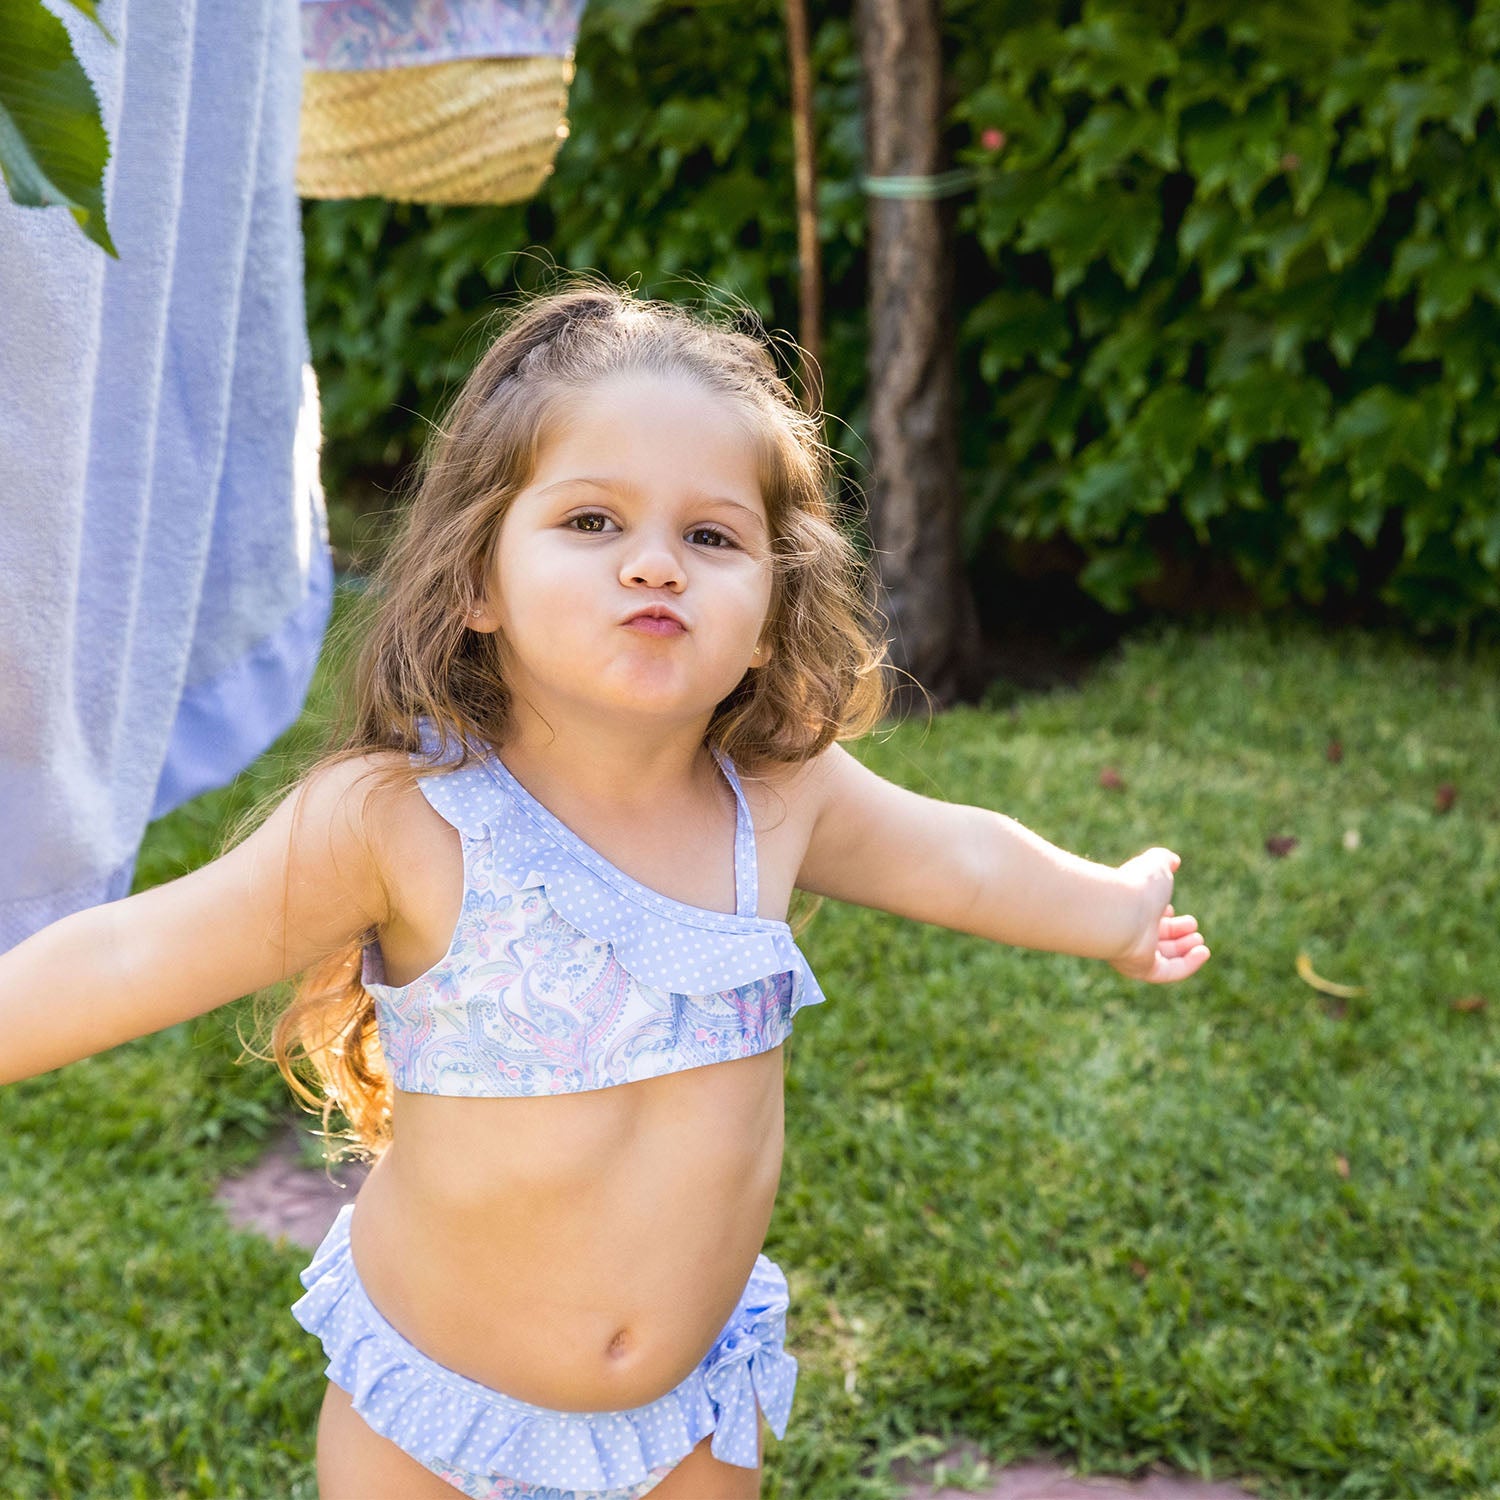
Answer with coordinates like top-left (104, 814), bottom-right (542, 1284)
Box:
top-left (297, 54), bottom-right (573, 205)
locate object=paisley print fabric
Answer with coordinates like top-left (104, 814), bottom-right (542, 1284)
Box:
top-left (363, 720), bottom-right (826, 1098)
top-left (429, 1455), bottom-right (673, 1498)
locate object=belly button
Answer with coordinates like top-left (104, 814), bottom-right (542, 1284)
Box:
top-left (605, 1329), bottom-right (630, 1360)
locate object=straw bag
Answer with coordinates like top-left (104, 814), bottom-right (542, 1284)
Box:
top-left (296, 1), bottom-right (582, 205)
top-left (298, 55), bottom-right (573, 205)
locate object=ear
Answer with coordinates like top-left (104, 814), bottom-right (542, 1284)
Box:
top-left (467, 598), bottom-right (501, 633)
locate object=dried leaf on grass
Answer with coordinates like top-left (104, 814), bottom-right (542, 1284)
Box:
top-left (1296, 951), bottom-right (1368, 999)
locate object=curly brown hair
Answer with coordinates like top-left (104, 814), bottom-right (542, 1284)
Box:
top-left (255, 271), bottom-right (889, 1162)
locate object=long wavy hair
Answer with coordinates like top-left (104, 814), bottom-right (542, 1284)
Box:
top-left (250, 272), bottom-right (889, 1162)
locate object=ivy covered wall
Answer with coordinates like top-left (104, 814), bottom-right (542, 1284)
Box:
top-left (305, 0), bottom-right (1500, 633)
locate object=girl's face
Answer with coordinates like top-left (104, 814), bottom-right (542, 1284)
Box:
top-left (472, 373), bottom-right (775, 730)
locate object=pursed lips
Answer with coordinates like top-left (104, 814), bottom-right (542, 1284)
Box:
top-left (622, 608), bottom-right (687, 636)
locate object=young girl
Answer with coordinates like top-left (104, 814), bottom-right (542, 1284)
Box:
top-left (0, 277), bottom-right (1210, 1499)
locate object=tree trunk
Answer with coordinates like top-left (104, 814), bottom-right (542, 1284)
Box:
top-left (784, 0), bottom-right (824, 414)
top-left (856, 0), bottom-right (982, 714)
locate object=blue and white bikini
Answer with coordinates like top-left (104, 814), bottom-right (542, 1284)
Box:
top-left (291, 720), bottom-right (826, 1499)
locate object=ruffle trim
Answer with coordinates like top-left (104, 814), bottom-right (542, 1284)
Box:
top-left (481, 827), bottom-right (826, 1003)
top-left (403, 719), bottom-right (827, 1002)
top-left (291, 1206), bottom-right (796, 1490)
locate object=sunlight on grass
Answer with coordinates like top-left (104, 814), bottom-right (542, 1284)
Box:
top-left (3, 611), bottom-right (1498, 1497)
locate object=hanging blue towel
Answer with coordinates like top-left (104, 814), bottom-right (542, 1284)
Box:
top-left (0, 0), bottom-right (332, 955)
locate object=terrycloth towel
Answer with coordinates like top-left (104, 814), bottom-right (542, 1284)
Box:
top-left (301, 0), bottom-right (587, 72)
top-left (0, 0), bottom-right (332, 956)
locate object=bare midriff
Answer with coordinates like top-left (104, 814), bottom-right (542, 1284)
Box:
top-left (347, 1045), bottom-right (786, 1413)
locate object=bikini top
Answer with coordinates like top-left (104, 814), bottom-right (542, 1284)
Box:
top-left (361, 719), bottom-right (826, 1097)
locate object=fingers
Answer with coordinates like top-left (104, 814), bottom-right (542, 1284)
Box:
top-left (1173, 943), bottom-right (1211, 978)
top-left (1147, 942), bottom-right (1212, 983)
top-left (1158, 932), bottom-right (1203, 959)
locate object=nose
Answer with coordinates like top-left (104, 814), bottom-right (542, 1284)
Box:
top-left (618, 528), bottom-right (685, 591)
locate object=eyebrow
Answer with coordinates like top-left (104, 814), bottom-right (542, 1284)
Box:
top-left (537, 476), bottom-right (766, 529)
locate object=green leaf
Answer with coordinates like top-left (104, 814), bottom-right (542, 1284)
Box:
top-left (1294, 470), bottom-right (1351, 544)
top-left (1319, 54), bottom-right (1382, 123)
top-left (1326, 261), bottom-right (1385, 364)
top-left (1255, 214), bottom-right (1317, 290)
top-left (1122, 384), bottom-right (1203, 491)
top-left (1018, 183), bottom-right (1121, 297)
top-left (1390, 234), bottom-right (1443, 297)
top-left (993, 374), bottom-right (1065, 462)
top-left (1067, 102), bottom-right (1178, 188)
top-left (1178, 196), bottom-right (1235, 261)
top-left (1077, 540), bottom-right (1161, 612)
top-left (1278, 119), bottom-right (1332, 215)
top-left (1404, 305), bottom-right (1494, 402)
top-left (1207, 370), bottom-right (1330, 463)
top-left (1448, 60), bottom-right (1500, 140)
top-left (1180, 464), bottom-right (1230, 539)
top-left (1182, 92), bottom-right (1289, 212)
top-left (1306, 184), bottom-right (1384, 272)
top-left (1372, 76), bottom-right (1454, 173)
top-left (646, 95), bottom-right (746, 167)
top-left (1081, 309), bottom-right (1158, 426)
top-left (1177, 196), bottom-right (1245, 305)
top-left (0, 0), bottom-right (115, 255)
top-left (968, 288), bottom-right (1071, 380)
top-left (1391, 237), bottom-right (1500, 328)
top-left (1454, 456), bottom-right (1500, 567)
top-left (587, 0), bottom-right (673, 53)
top-left (1068, 456), bottom-right (1146, 540)
top-left (1107, 192), bottom-right (1161, 289)
top-left (1053, 14), bottom-right (1179, 109)
top-left (1317, 385), bottom-right (1453, 497)
top-left (973, 168), bottom-right (1051, 259)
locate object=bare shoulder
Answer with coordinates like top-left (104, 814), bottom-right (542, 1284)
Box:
top-left (730, 742), bottom-right (854, 903)
top-left (735, 744), bottom-right (838, 839)
top-left (285, 749), bottom-right (414, 859)
top-left (299, 750), bottom-right (463, 929)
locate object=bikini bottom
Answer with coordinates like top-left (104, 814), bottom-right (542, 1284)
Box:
top-left (291, 1204), bottom-right (797, 1499)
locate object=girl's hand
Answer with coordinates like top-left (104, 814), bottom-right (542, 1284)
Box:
top-left (1108, 848), bottom-right (1211, 984)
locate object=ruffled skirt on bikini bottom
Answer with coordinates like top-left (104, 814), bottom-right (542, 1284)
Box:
top-left (291, 1204), bottom-right (797, 1499)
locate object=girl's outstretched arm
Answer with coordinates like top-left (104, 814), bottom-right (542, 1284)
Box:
top-left (0, 755), bottom-right (397, 1087)
top-left (794, 745), bottom-right (1209, 983)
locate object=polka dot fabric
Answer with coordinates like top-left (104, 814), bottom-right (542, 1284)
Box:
top-left (291, 1204), bottom-right (797, 1494)
top-left (360, 718), bottom-right (828, 1097)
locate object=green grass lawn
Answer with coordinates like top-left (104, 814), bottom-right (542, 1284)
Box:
top-left (3, 598), bottom-right (1499, 1498)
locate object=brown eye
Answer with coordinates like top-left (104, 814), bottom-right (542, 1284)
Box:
top-left (688, 527), bottom-right (734, 548)
top-left (568, 512), bottom-right (612, 533)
